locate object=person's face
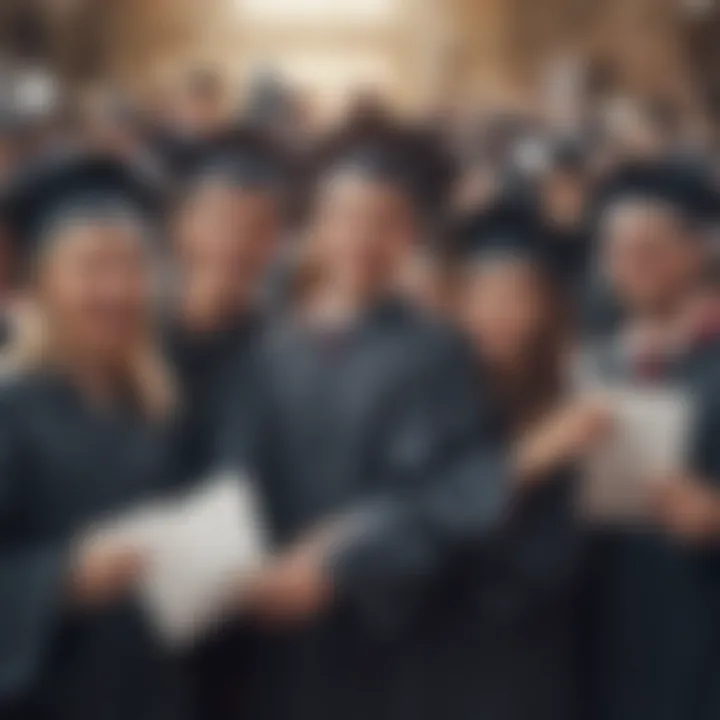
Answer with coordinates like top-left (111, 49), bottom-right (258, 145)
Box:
top-left (178, 183), bottom-right (280, 305)
top-left (453, 165), bottom-right (498, 214)
top-left (602, 203), bottom-right (702, 316)
top-left (313, 173), bottom-right (414, 292)
top-left (540, 169), bottom-right (587, 230)
top-left (460, 260), bottom-right (551, 369)
top-left (38, 222), bottom-right (152, 364)
top-left (176, 87), bottom-right (226, 138)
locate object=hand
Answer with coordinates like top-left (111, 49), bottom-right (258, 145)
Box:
top-left (514, 396), bottom-right (614, 486)
top-left (69, 536), bottom-right (145, 608)
top-left (650, 477), bottom-right (720, 544)
top-left (243, 529), bottom-right (336, 628)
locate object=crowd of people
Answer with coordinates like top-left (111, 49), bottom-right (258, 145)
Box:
top-left (1, 67), bottom-right (720, 720)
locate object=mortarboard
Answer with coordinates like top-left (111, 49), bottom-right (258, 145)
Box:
top-left (449, 196), bottom-right (553, 272)
top-left (595, 157), bottom-right (720, 228)
top-left (310, 118), bottom-right (456, 222)
top-left (179, 125), bottom-right (290, 193)
top-left (546, 136), bottom-right (589, 174)
top-left (2, 152), bottom-right (162, 257)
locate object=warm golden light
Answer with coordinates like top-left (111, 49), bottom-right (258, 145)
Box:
top-left (238, 0), bottom-right (398, 25)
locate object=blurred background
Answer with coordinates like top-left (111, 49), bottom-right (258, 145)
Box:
top-left (2, 0), bottom-right (720, 132)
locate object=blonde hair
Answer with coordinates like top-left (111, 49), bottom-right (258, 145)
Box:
top-left (2, 299), bottom-right (177, 422)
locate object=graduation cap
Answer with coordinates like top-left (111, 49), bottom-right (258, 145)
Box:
top-left (3, 152), bottom-right (162, 258)
top-left (595, 157), bottom-right (720, 229)
top-left (310, 118), bottom-right (456, 222)
top-left (546, 136), bottom-right (588, 174)
top-left (179, 125), bottom-right (290, 193)
top-left (449, 195), bottom-right (553, 272)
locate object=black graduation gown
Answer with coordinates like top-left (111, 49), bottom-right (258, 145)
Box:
top-left (543, 226), bottom-right (592, 294)
top-left (395, 402), bottom-right (582, 720)
top-left (581, 338), bottom-right (720, 720)
top-left (0, 371), bottom-right (191, 720)
top-left (166, 317), bottom-right (262, 720)
top-left (167, 315), bottom-right (260, 483)
top-left (218, 299), bottom-right (549, 720)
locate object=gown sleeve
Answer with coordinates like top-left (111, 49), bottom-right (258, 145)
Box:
top-left (328, 333), bottom-right (512, 629)
top-left (0, 390), bottom-right (70, 703)
top-left (484, 474), bottom-right (581, 621)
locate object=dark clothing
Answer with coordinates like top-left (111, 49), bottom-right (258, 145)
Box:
top-left (219, 298), bottom-right (579, 720)
top-left (401, 472), bottom-right (580, 720)
top-left (167, 316), bottom-right (260, 483)
top-left (543, 226), bottom-right (592, 294)
top-left (166, 316), bottom-right (262, 720)
top-left (582, 337), bottom-right (720, 720)
top-left (0, 371), bottom-right (190, 720)
top-left (396, 389), bottom-right (581, 720)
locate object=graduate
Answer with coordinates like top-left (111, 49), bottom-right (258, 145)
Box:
top-left (164, 128), bottom-right (288, 720)
top-left (167, 127), bottom-right (286, 483)
top-left (581, 155), bottom-right (720, 339)
top-left (216, 124), bottom-right (610, 720)
top-left (0, 154), bottom-right (192, 720)
top-left (395, 204), bottom-right (607, 720)
top-left (581, 162), bottom-right (720, 720)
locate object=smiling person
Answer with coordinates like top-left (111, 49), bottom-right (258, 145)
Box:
top-left (395, 201), bottom-right (608, 720)
top-left (0, 155), bottom-right (191, 720)
top-left (214, 123), bottom-right (608, 720)
top-left (581, 161), bottom-right (720, 720)
top-left (164, 128), bottom-right (290, 720)
top-left (167, 127), bottom-right (287, 484)
top-left (212, 121), bottom-right (503, 720)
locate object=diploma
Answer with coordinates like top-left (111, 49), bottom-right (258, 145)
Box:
top-left (96, 470), bottom-right (268, 646)
top-left (579, 386), bottom-right (694, 522)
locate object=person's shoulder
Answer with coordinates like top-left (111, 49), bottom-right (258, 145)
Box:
top-left (0, 369), bottom-right (59, 425)
top-left (384, 301), bottom-right (475, 375)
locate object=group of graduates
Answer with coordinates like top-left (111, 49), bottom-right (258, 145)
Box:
top-left (1, 71), bottom-right (720, 720)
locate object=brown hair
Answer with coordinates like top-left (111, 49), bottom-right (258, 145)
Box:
top-left (475, 265), bottom-right (571, 430)
top-left (2, 298), bottom-right (177, 423)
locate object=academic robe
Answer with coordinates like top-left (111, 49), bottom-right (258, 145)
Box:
top-left (396, 431), bottom-right (582, 720)
top-left (167, 315), bottom-right (260, 483)
top-left (218, 298), bottom-right (577, 720)
top-left (543, 226), bottom-right (593, 296)
top-left (581, 335), bottom-right (720, 720)
top-left (0, 371), bottom-right (191, 720)
top-left (166, 316), bottom-right (263, 720)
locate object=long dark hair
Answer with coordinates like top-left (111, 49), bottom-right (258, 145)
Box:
top-left (475, 263), bottom-right (570, 432)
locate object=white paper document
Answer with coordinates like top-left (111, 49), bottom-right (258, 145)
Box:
top-left (580, 387), bottom-right (694, 522)
top-left (97, 470), bottom-right (267, 646)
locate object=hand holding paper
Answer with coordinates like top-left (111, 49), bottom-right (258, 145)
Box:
top-left (650, 476), bottom-right (720, 542)
top-left (90, 469), bottom-right (268, 646)
top-left (580, 386), bottom-right (694, 522)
